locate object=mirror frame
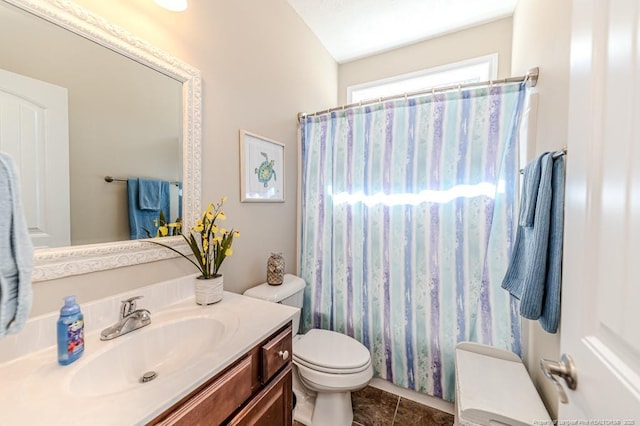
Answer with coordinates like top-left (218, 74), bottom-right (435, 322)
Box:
top-left (2, 0), bottom-right (202, 281)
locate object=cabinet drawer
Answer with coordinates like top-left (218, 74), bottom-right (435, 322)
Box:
top-left (158, 356), bottom-right (253, 425)
top-left (260, 325), bottom-right (292, 384)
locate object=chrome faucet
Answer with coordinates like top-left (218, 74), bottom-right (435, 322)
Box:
top-left (100, 296), bottom-right (151, 341)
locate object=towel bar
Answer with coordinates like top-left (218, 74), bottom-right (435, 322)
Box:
top-left (519, 148), bottom-right (566, 175)
top-left (104, 176), bottom-right (181, 186)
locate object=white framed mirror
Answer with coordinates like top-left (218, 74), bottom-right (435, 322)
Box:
top-left (0, 0), bottom-right (201, 281)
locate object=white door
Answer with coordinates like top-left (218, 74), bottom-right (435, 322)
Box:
top-left (0, 68), bottom-right (70, 248)
top-left (560, 0), bottom-right (640, 419)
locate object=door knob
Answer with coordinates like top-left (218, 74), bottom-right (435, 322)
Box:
top-left (540, 353), bottom-right (577, 404)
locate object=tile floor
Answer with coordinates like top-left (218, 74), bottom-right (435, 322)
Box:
top-left (293, 385), bottom-right (454, 426)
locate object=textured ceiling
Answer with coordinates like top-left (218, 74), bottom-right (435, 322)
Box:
top-left (287, 0), bottom-right (517, 63)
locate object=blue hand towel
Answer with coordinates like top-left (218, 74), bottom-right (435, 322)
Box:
top-left (501, 152), bottom-right (565, 333)
top-left (0, 153), bottom-right (34, 338)
top-left (138, 178), bottom-right (163, 211)
top-left (127, 178), bottom-right (171, 239)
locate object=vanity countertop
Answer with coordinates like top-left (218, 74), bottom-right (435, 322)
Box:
top-left (0, 292), bottom-right (297, 425)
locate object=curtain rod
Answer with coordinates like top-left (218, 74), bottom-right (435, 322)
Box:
top-left (104, 176), bottom-right (181, 186)
top-left (298, 67), bottom-right (539, 122)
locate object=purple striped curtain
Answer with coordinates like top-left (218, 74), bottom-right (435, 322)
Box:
top-left (299, 83), bottom-right (525, 401)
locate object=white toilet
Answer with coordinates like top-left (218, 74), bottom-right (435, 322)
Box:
top-left (243, 274), bottom-right (373, 426)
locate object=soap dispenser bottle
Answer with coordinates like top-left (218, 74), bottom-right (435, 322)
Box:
top-left (57, 296), bottom-right (84, 365)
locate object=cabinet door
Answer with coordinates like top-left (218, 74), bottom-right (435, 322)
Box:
top-left (156, 356), bottom-right (253, 426)
top-left (228, 365), bottom-right (292, 426)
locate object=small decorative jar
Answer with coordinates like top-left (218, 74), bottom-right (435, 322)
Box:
top-left (267, 252), bottom-right (285, 285)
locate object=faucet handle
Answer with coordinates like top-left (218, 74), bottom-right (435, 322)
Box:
top-left (120, 296), bottom-right (143, 317)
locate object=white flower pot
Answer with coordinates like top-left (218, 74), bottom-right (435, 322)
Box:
top-left (195, 275), bottom-right (223, 305)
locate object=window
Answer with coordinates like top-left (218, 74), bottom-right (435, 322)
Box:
top-left (347, 54), bottom-right (498, 103)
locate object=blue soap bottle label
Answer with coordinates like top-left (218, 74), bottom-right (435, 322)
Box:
top-left (57, 296), bottom-right (85, 365)
top-left (65, 317), bottom-right (84, 356)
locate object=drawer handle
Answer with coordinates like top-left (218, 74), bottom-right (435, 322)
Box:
top-left (278, 350), bottom-right (289, 360)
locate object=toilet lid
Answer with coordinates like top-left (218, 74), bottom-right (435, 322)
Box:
top-left (293, 329), bottom-right (371, 373)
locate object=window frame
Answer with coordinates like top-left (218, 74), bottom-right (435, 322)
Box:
top-left (347, 53), bottom-right (499, 103)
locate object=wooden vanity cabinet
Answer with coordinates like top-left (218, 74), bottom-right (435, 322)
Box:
top-left (149, 323), bottom-right (293, 426)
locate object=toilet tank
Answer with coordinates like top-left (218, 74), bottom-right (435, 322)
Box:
top-left (243, 274), bottom-right (306, 334)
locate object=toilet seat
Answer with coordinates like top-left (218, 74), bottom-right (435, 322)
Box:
top-left (295, 358), bottom-right (374, 392)
top-left (294, 354), bottom-right (371, 374)
top-left (293, 329), bottom-right (371, 374)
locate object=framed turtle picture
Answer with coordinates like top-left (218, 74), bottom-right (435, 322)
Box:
top-left (239, 130), bottom-right (285, 202)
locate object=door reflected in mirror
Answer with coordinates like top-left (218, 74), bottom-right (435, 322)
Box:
top-left (0, 1), bottom-right (182, 248)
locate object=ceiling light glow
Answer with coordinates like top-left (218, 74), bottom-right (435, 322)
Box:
top-left (154, 0), bottom-right (187, 12)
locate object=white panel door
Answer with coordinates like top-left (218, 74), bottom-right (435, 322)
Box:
top-left (561, 0), bottom-right (640, 420)
top-left (0, 68), bottom-right (70, 248)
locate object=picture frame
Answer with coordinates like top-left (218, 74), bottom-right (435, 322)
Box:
top-left (239, 130), bottom-right (285, 202)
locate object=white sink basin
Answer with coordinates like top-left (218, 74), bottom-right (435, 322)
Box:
top-left (70, 315), bottom-right (237, 397)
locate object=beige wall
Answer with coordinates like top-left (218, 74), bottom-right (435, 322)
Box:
top-left (29, 0), bottom-right (337, 315)
top-left (511, 0), bottom-right (572, 418)
top-left (0, 2), bottom-right (182, 246)
top-left (337, 17), bottom-right (513, 104)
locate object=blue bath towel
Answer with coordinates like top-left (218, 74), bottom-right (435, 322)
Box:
top-left (0, 153), bottom-right (34, 338)
top-left (501, 152), bottom-right (565, 333)
top-left (127, 178), bottom-right (171, 239)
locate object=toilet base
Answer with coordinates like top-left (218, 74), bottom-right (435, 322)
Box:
top-left (292, 367), bottom-right (355, 426)
top-left (313, 391), bottom-right (354, 426)
top-left (292, 392), bottom-right (314, 426)
top-left (292, 368), bottom-right (315, 426)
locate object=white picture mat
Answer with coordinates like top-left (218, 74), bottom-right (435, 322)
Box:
top-left (240, 130), bottom-right (284, 202)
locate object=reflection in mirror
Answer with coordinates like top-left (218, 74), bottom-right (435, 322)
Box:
top-left (0, 0), bottom-right (201, 281)
top-left (0, 1), bottom-right (182, 248)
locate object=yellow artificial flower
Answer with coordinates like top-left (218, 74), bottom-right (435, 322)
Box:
top-left (146, 197), bottom-right (237, 279)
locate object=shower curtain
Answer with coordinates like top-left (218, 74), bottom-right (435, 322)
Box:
top-left (299, 83), bottom-right (526, 402)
